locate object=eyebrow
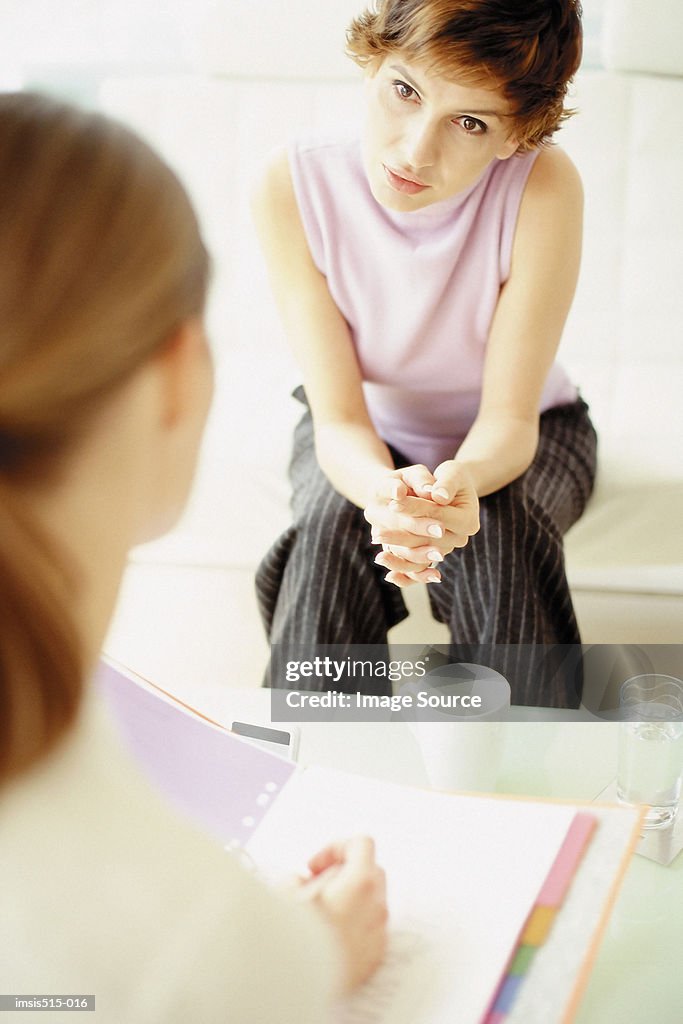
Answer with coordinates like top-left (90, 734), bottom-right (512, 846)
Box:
top-left (388, 64), bottom-right (509, 119)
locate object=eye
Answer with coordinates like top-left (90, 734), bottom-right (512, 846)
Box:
top-left (455, 115), bottom-right (487, 135)
top-left (392, 80), bottom-right (418, 102)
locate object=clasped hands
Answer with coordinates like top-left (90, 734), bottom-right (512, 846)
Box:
top-left (364, 461), bottom-right (480, 588)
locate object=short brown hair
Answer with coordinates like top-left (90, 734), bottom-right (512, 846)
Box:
top-left (347, 0), bottom-right (583, 149)
top-left (0, 93), bottom-right (210, 782)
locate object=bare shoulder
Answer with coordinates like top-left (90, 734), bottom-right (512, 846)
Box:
top-left (250, 146), bottom-right (316, 281)
top-left (511, 146), bottom-right (583, 267)
top-left (250, 146), bottom-right (300, 233)
top-left (521, 145), bottom-right (583, 214)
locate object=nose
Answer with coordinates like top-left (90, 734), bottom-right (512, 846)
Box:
top-left (402, 116), bottom-right (439, 171)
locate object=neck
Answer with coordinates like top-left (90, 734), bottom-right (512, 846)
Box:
top-left (31, 483), bottom-right (132, 678)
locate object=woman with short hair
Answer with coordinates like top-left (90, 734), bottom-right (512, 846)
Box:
top-left (254, 0), bottom-right (596, 706)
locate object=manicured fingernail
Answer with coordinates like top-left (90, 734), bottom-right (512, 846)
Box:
top-left (427, 550), bottom-right (442, 562)
top-left (421, 483), bottom-right (433, 492)
top-left (426, 572), bottom-right (441, 583)
top-left (427, 524), bottom-right (443, 537)
top-left (389, 499), bottom-right (401, 510)
top-left (432, 488), bottom-right (449, 500)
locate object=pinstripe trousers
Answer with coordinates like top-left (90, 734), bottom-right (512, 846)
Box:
top-left (256, 389), bottom-right (598, 707)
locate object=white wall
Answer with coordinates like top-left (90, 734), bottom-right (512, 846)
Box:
top-left (1, 0), bottom-right (608, 100)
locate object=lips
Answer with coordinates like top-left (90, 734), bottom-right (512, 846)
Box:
top-left (383, 164), bottom-right (429, 195)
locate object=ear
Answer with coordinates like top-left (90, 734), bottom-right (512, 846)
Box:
top-left (152, 318), bottom-right (213, 430)
top-left (131, 317), bottom-right (213, 543)
top-left (496, 134), bottom-right (520, 160)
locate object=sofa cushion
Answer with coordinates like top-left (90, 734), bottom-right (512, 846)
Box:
top-left (558, 71), bottom-right (683, 594)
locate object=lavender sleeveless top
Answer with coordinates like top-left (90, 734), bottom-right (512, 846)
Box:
top-left (289, 139), bottom-right (577, 468)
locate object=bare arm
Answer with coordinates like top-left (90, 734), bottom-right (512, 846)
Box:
top-left (452, 146), bottom-right (584, 496)
top-left (251, 148), bottom-right (394, 509)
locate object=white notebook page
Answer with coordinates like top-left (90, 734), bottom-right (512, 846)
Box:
top-left (246, 766), bottom-right (578, 1023)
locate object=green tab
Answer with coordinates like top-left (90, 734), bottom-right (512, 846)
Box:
top-left (510, 944), bottom-right (536, 976)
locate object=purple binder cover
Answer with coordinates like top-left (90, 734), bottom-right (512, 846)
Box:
top-left (96, 661), bottom-right (296, 846)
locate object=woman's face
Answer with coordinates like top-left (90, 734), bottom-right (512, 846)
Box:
top-left (362, 55), bottom-right (520, 212)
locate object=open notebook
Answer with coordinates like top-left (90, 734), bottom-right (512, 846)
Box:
top-left (97, 658), bottom-right (642, 1024)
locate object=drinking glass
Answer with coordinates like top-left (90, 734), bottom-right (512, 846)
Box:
top-left (616, 674), bottom-right (683, 829)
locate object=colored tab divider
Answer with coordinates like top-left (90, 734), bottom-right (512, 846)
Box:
top-left (482, 812), bottom-right (597, 1023)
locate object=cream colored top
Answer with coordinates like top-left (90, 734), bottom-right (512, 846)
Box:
top-left (0, 693), bottom-right (337, 1023)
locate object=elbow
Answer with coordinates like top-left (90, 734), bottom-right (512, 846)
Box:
top-left (516, 420), bottom-right (540, 477)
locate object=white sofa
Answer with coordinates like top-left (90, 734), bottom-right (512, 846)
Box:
top-left (103, 0), bottom-right (683, 696)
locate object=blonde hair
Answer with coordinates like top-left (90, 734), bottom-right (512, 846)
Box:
top-left (0, 92), bottom-right (210, 781)
top-left (347, 0), bottom-right (583, 150)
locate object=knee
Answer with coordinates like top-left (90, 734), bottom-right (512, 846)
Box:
top-left (295, 489), bottom-right (366, 545)
top-left (478, 481), bottom-right (561, 548)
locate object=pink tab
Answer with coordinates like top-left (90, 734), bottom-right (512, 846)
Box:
top-left (537, 812), bottom-right (597, 907)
